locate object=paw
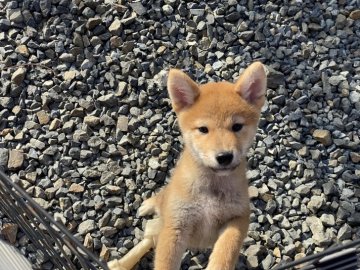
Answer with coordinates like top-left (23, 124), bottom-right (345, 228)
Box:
top-left (138, 198), bottom-right (156, 217)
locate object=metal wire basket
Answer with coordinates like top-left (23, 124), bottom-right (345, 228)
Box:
top-left (0, 169), bottom-right (109, 270)
top-left (273, 237), bottom-right (360, 270)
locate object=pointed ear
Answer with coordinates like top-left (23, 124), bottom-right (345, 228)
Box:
top-left (167, 69), bottom-right (200, 112)
top-left (234, 62), bottom-right (267, 108)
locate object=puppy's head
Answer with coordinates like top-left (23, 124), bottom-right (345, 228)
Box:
top-left (167, 62), bottom-right (266, 175)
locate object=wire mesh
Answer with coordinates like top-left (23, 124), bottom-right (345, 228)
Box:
top-left (0, 169), bottom-right (109, 270)
top-left (273, 238), bottom-right (360, 270)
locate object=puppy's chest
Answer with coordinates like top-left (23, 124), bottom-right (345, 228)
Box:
top-left (186, 191), bottom-right (245, 248)
top-left (195, 191), bottom-right (242, 223)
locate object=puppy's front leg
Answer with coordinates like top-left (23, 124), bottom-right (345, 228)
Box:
top-left (154, 224), bottom-right (187, 270)
top-left (206, 215), bottom-right (250, 270)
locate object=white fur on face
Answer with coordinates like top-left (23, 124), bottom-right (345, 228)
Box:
top-left (184, 124), bottom-right (257, 171)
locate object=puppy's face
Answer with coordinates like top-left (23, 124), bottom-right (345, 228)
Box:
top-left (168, 62), bottom-right (267, 175)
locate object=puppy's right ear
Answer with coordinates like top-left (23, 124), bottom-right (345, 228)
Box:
top-left (234, 62), bottom-right (267, 109)
top-left (167, 69), bottom-right (200, 112)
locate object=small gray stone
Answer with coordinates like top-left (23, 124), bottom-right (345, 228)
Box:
top-left (82, 7), bottom-right (95, 18)
top-left (349, 91), bottom-right (360, 103)
top-left (336, 14), bottom-right (347, 28)
top-left (129, 2), bottom-right (146, 16)
top-left (8, 9), bottom-right (23, 23)
top-left (245, 244), bottom-right (267, 257)
top-left (295, 184), bottom-right (311, 196)
top-left (0, 148), bottom-right (9, 167)
top-left (239, 31), bottom-right (254, 41)
top-left (100, 115), bottom-right (116, 126)
top-left (117, 116), bottom-right (128, 132)
top-left (105, 197), bottom-right (122, 207)
top-left (39, 0), bottom-right (51, 17)
top-left (328, 75), bottom-right (346, 86)
top-left (122, 42), bottom-right (134, 54)
top-left (0, 19), bottom-right (11, 31)
top-left (121, 12), bottom-right (136, 25)
top-left (224, 32), bottom-right (237, 44)
top-left (117, 82), bottom-right (128, 97)
top-left (81, 59), bottom-right (94, 70)
top-left (84, 233), bottom-right (93, 250)
top-left (338, 223), bottom-right (352, 241)
top-left (349, 10), bottom-right (360, 20)
top-left (323, 181), bottom-right (337, 195)
top-left (123, 239), bottom-right (134, 249)
top-left (248, 186), bottom-right (259, 198)
top-left (313, 129), bottom-right (332, 146)
top-left (2, 223), bottom-right (18, 244)
top-left (29, 138), bottom-right (46, 150)
top-left (62, 121), bottom-right (75, 133)
top-left (246, 256), bottom-right (259, 269)
top-left (98, 94), bottom-right (118, 107)
top-left (350, 152), bottom-right (360, 163)
top-left (38, 178), bottom-right (52, 189)
top-left (33, 198), bottom-right (50, 210)
top-left (78, 220), bottom-right (97, 235)
top-left (100, 226), bottom-right (117, 237)
top-left (283, 244), bottom-right (296, 256)
top-left (63, 70), bottom-right (78, 81)
top-left (307, 195), bottom-right (326, 213)
top-left (87, 136), bottom-right (106, 149)
top-left (59, 53), bottom-right (75, 62)
top-left (149, 114), bottom-right (162, 126)
top-left (306, 216), bottom-right (327, 245)
top-left (84, 115), bottom-right (100, 127)
top-left (100, 171), bottom-right (115, 184)
top-left (86, 17), bottom-right (102, 30)
top-left (114, 218), bottom-right (126, 229)
top-left (178, 3), bottom-right (188, 16)
top-left (162, 5), bottom-right (174, 15)
top-left (79, 150), bottom-right (92, 159)
top-left (348, 213), bottom-right (360, 226)
top-left (225, 12), bottom-right (241, 22)
top-left (11, 68), bottom-right (26, 85)
top-left (320, 214), bottom-right (335, 226)
top-left (148, 158), bottom-right (160, 170)
top-left (261, 254), bottom-right (274, 269)
top-left (83, 169), bottom-right (101, 179)
top-left (265, 66), bottom-right (285, 88)
top-left (73, 33), bottom-right (84, 47)
top-left (109, 19), bottom-right (122, 35)
top-left (8, 150), bottom-right (24, 170)
top-left (73, 130), bottom-right (90, 142)
top-left (265, 200), bottom-right (277, 214)
top-left (272, 95), bottom-right (286, 105)
top-left (122, 166), bottom-right (132, 177)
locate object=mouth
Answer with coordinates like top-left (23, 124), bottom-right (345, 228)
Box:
top-left (210, 165), bottom-right (238, 173)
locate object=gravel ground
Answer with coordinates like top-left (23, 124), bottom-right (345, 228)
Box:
top-left (0, 0), bottom-right (359, 269)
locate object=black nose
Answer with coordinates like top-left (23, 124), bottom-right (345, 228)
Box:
top-left (216, 152), bottom-right (233, 166)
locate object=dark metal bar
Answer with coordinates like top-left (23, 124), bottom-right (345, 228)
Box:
top-left (273, 239), bottom-right (360, 270)
top-left (0, 177), bottom-right (72, 269)
top-left (0, 169), bottom-right (109, 270)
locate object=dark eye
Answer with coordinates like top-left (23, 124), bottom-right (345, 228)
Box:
top-left (232, 123), bottom-right (243, 132)
top-left (198, 126), bottom-right (209, 134)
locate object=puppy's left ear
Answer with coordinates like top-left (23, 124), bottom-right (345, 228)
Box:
top-left (167, 69), bottom-right (200, 113)
top-left (234, 62), bottom-right (267, 108)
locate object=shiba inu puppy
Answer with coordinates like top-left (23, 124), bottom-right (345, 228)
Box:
top-left (139, 62), bottom-right (267, 270)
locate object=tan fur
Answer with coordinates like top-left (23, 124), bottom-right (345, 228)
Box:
top-left (139, 62), bottom-right (267, 270)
